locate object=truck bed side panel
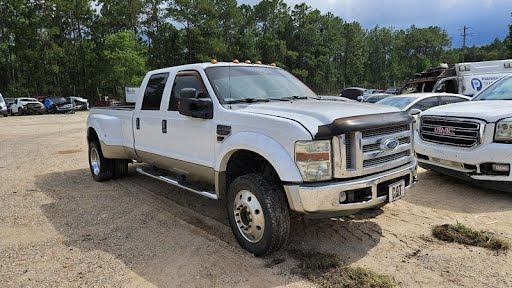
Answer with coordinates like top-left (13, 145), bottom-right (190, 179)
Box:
top-left (88, 108), bottom-right (136, 160)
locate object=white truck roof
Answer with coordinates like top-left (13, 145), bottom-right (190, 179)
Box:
top-left (456, 59), bottom-right (512, 76)
top-left (148, 62), bottom-right (280, 75)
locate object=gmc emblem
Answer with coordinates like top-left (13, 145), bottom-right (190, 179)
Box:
top-left (433, 126), bottom-right (455, 135)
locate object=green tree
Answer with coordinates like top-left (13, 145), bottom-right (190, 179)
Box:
top-left (100, 31), bottom-right (147, 96)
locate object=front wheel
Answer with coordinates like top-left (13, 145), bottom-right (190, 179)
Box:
top-left (88, 141), bottom-right (113, 182)
top-left (227, 173), bottom-right (290, 256)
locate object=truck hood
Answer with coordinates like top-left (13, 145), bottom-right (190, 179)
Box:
top-left (422, 100), bottom-right (512, 122)
top-left (241, 100), bottom-right (401, 136)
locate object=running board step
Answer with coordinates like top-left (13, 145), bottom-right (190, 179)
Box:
top-left (136, 167), bottom-right (218, 200)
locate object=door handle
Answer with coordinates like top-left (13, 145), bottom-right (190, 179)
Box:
top-left (136, 118), bottom-right (140, 130)
top-left (162, 119), bottom-right (167, 133)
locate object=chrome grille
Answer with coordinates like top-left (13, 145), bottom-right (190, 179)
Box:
top-left (345, 133), bottom-right (354, 169)
top-left (335, 123), bottom-right (413, 178)
top-left (420, 116), bottom-right (480, 147)
top-left (364, 150), bottom-right (411, 167)
top-left (362, 124), bottom-right (409, 138)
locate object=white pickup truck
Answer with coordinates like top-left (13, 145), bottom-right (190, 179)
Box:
top-left (415, 75), bottom-right (512, 192)
top-left (87, 62), bottom-right (417, 256)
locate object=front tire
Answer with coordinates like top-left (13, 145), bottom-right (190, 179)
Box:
top-left (227, 173), bottom-right (290, 256)
top-left (88, 141), bottom-right (113, 182)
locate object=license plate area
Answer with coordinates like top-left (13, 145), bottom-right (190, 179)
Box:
top-left (388, 180), bottom-right (406, 203)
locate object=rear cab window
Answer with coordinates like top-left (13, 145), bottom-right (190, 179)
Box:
top-left (141, 73), bottom-right (170, 110)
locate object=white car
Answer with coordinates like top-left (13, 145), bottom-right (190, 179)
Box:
top-left (87, 62), bottom-right (417, 256)
top-left (67, 96), bottom-right (89, 110)
top-left (10, 98), bottom-right (46, 115)
top-left (0, 93), bottom-right (8, 117)
top-left (415, 75), bottom-right (512, 192)
top-left (376, 93), bottom-right (471, 114)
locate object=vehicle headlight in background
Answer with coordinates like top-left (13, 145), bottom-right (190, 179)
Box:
top-left (495, 118), bottom-right (512, 143)
top-left (295, 140), bottom-right (332, 181)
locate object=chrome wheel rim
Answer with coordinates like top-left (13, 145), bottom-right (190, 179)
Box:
top-left (234, 190), bottom-right (265, 243)
top-left (90, 147), bottom-right (100, 175)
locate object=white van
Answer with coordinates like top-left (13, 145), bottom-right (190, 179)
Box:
top-left (433, 59), bottom-right (512, 96)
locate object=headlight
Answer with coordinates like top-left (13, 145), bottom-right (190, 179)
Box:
top-left (295, 140), bottom-right (332, 181)
top-left (495, 118), bottom-right (512, 143)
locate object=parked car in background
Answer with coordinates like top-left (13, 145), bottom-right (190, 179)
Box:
top-left (10, 98), bottom-right (46, 115)
top-left (361, 93), bottom-right (394, 103)
top-left (385, 87), bottom-right (400, 94)
top-left (0, 93), bottom-right (8, 117)
top-left (340, 87), bottom-right (367, 100)
top-left (67, 96), bottom-right (89, 110)
top-left (43, 97), bottom-right (75, 114)
top-left (376, 93), bottom-right (470, 114)
top-left (4, 98), bottom-right (15, 114)
top-left (415, 75), bottom-right (512, 192)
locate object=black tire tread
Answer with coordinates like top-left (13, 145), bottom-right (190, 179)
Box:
top-left (227, 173), bottom-right (290, 256)
top-left (88, 141), bottom-right (113, 182)
top-left (112, 160), bottom-right (129, 179)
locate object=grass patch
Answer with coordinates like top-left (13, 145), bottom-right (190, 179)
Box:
top-left (432, 224), bottom-right (510, 252)
top-left (290, 250), bottom-right (397, 288)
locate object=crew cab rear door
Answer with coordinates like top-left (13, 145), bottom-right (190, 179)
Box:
top-left (133, 72), bottom-right (171, 157)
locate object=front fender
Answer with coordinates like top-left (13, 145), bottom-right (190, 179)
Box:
top-left (215, 132), bottom-right (303, 183)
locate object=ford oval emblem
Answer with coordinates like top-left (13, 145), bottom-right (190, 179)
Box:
top-left (380, 138), bottom-right (399, 151)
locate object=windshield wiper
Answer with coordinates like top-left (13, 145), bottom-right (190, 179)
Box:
top-left (226, 98), bottom-right (270, 104)
top-left (275, 95), bottom-right (321, 101)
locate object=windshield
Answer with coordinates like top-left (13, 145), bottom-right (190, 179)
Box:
top-left (205, 66), bottom-right (316, 103)
top-left (473, 76), bottom-right (512, 101)
top-left (376, 96), bottom-right (416, 109)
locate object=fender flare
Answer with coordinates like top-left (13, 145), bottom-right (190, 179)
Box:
top-left (215, 132), bottom-right (303, 183)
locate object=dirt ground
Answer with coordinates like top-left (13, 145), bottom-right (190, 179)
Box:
top-left (1, 113), bottom-right (511, 288)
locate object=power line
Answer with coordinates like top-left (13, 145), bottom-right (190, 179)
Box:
top-left (459, 26), bottom-right (474, 62)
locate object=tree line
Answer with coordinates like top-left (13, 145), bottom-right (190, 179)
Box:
top-left (0, 0), bottom-right (511, 100)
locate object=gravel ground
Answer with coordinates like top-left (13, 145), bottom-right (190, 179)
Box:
top-left (1, 113), bottom-right (511, 287)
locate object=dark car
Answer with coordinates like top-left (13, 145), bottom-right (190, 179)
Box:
top-left (43, 97), bottom-right (75, 114)
top-left (340, 87), bottom-right (367, 100)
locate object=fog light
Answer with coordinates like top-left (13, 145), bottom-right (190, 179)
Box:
top-left (339, 191), bottom-right (347, 203)
top-left (492, 164), bottom-right (510, 172)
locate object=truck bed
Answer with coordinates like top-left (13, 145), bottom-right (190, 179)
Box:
top-left (91, 104), bottom-right (135, 111)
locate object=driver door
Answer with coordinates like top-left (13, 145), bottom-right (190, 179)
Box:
top-left (160, 70), bottom-right (216, 183)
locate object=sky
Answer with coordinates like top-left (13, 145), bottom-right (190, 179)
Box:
top-left (240, 0), bottom-right (512, 47)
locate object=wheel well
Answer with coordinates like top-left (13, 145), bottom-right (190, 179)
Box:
top-left (87, 128), bottom-right (99, 144)
top-left (222, 150), bottom-right (281, 198)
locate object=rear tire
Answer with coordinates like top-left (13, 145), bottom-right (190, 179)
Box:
top-left (88, 141), bottom-right (113, 182)
top-left (113, 160), bottom-right (129, 179)
top-left (18, 108), bottom-right (24, 116)
top-left (227, 173), bottom-right (290, 256)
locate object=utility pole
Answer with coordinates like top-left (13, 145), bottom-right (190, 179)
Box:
top-left (460, 26), bottom-right (474, 62)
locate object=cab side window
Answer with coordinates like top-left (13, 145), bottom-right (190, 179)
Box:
top-left (169, 72), bottom-right (207, 111)
top-left (410, 97), bottom-right (439, 111)
top-left (141, 73), bottom-right (169, 111)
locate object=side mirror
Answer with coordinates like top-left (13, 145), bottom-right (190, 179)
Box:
top-left (408, 108), bottom-right (422, 116)
top-left (178, 88), bottom-right (213, 119)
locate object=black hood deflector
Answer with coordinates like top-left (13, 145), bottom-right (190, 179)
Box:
top-left (315, 112), bottom-right (414, 139)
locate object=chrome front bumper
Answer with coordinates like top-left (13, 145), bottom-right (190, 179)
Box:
top-left (284, 160), bottom-right (417, 215)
